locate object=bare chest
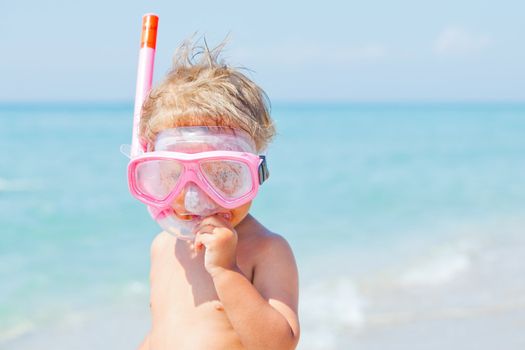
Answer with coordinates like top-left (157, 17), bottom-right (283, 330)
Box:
top-left (149, 239), bottom-right (254, 322)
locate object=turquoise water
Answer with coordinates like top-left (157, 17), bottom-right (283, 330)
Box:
top-left (1, 102), bottom-right (525, 348)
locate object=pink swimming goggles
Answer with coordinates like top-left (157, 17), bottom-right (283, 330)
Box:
top-left (127, 126), bottom-right (269, 210)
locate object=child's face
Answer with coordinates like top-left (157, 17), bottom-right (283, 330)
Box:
top-left (153, 126), bottom-right (257, 228)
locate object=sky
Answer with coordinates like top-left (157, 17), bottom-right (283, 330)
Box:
top-left (1, 0), bottom-right (524, 102)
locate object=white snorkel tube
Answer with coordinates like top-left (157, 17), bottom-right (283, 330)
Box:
top-left (131, 13), bottom-right (158, 157)
top-left (127, 14), bottom-right (200, 240)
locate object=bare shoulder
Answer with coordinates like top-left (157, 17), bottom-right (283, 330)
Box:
top-left (237, 215), bottom-right (297, 284)
top-left (255, 230), bottom-right (295, 263)
top-left (237, 215), bottom-right (295, 263)
top-left (150, 231), bottom-right (175, 257)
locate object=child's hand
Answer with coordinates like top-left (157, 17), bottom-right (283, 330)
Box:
top-left (193, 214), bottom-right (238, 276)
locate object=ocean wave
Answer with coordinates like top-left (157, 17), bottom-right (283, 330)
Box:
top-left (398, 247), bottom-right (472, 287)
top-left (299, 278), bottom-right (365, 349)
top-left (122, 280), bottom-right (148, 296)
top-left (0, 320), bottom-right (35, 345)
top-left (365, 296), bottom-right (525, 329)
top-left (0, 178), bottom-right (40, 192)
top-left (353, 230), bottom-right (486, 290)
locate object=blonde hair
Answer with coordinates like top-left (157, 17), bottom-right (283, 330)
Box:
top-left (140, 38), bottom-right (275, 152)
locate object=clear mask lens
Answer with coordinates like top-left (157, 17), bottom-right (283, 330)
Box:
top-left (200, 160), bottom-right (252, 199)
top-left (135, 159), bottom-right (182, 200)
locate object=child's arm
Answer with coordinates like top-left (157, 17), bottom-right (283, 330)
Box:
top-left (194, 216), bottom-right (300, 350)
top-left (137, 332), bottom-right (150, 350)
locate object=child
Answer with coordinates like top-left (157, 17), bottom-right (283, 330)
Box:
top-left (135, 41), bottom-right (300, 349)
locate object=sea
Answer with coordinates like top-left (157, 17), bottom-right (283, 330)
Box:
top-left (1, 102), bottom-right (524, 349)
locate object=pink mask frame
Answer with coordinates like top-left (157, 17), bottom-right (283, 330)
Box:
top-left (127, 150), bottom-right (269, 210)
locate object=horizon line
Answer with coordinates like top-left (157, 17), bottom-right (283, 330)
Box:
top-left (1, 99), bottom-right (525, 107)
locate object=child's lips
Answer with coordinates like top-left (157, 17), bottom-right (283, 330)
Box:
top-left (174, 211), bottom-right (232, 221)
top-left (175, 213), bottom-right (199, 221)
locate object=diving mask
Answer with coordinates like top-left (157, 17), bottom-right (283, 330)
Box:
top-left (127, 126), bottom-right (269, 239)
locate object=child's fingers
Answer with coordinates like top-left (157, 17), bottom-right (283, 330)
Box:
top-left (195, 218), bottom-right (236, 237)
top-left (193, 222), bottom-right (217, 236)
top-left (199, 214), bottom-right (233, 230)
top-left (193, 231), bottom-right (214, 252)
top-left (192, 217), bottom-right (237, 254)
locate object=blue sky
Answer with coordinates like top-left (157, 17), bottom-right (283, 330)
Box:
top-left (1, 0), bottom-right (524, 102)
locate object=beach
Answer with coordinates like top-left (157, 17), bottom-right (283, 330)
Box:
top-left (1, 102), bottom-right (524, 349)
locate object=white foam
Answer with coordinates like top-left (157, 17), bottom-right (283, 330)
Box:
top-left (0, 320), bottom-right (35, 344)
top-left (298, 277), bottom-right (365, 350)
top-left (399, 250), bottom-right (471, 287)
top-left (0, 178), bottom-right (39, 192)
top-left (301, 278), bottom-right (365, 328)
top-left (393, 237), bottom-right (482, 288)
top-left (123, 280), bottom-right (148, 295)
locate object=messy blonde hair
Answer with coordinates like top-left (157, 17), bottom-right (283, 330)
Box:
top-left (140, 38), bottom-right (275, 152)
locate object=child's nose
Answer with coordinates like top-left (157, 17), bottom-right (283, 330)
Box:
top-left (171, 183), bottom-right (219, 215)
